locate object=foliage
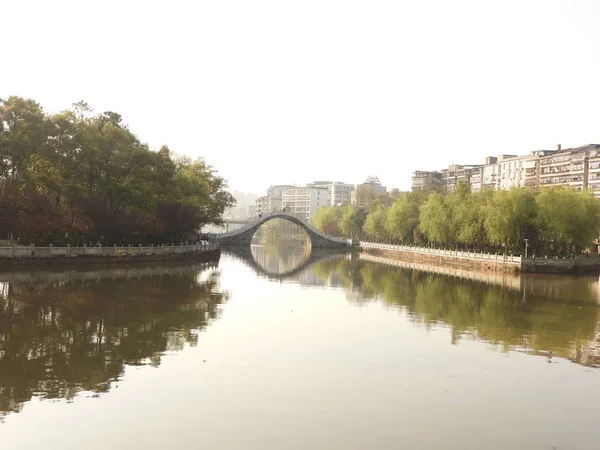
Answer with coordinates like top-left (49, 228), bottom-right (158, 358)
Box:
top-left (0, 96), bottom-right (235, 244)
top-left (385, 193), bottom-right (419, 243)
top-left (418, 192), bottom-right (452, 245)
top-left (483, 188), bottom-right (537, 253)
top-left (340, 206), bottom-right (367, 239)
top-left (363, 205), bottom-right (388, 241)
top-left (311, 206), bottom-right (347, 236)
top-left (311, 184), bottom-right (600, 256)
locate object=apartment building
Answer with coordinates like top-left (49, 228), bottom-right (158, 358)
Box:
top-left (412, 171), bottom-right (442, 191)
top-left (440, 165), bottom-right (482, 192)
top-left (282, 186), bottom-right (329, 221)
top-left (309, 181), bottom-right (355, 206)
top-left (256, 185), bottom-right (295, 214)
top-left (412, 144), bottom-right (600, 196)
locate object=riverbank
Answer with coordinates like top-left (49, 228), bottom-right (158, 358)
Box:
top-left (0, 244), bottom-right (220, 269)
top-left (360, 242), bottom-right (600, 274)
top-left (363, 247), bottom-right (519, 274)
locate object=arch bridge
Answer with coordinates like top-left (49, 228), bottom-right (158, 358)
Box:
top-left (211, 212), bottom-right (350, 249)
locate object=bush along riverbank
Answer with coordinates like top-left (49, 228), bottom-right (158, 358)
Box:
top-left (0, 243), bottom-right (220, 269)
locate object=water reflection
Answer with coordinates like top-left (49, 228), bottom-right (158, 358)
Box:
top-left (0, 262), bottom-right (228, 420)
top-left (250, 243), bottom-right (311, 276)
top-left (303, 255), bottom-right (600, 368)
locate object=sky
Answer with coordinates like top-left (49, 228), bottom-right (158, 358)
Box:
top-left (2, 0), bottom-right (600, 195)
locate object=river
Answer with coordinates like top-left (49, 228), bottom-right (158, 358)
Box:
top-left (1, 244), bottom-right (599, 449)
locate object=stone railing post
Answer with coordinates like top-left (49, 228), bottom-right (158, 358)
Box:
top-left (99, 243), bottom-right (102, 255)
top-left (83, 244), bottom-right (87, 255)
top-left (139, 244), bottom-right (142, 255)
top-left (67, 244), bottom-right (70, 256)
top-left (114, 244), bottom-right (117, 255)
top-left (128, 244), bottom-right (132, 255)
top-left (49, 243), bottom-right (53, 256)
top-left (30, 243), bottom-right (35, 257)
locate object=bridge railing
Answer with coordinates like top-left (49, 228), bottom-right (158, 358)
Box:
top-left (0, 243), bottom-right (219, 258)
top-left (360, 241), bottom-right (522, 265)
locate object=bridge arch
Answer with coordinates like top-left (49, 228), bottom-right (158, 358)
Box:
top-left (212, 212), bottom-right (350, 249)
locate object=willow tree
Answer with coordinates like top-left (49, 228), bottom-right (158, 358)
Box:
top-left (535, 187), bottom-right (600, 254)
top-left (484, 188), bottom-right (536, 253)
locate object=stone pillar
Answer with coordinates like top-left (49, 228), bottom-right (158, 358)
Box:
top-left (30, 243), bottom-right (35, 257)
top-left (67, 244), bottom-right (70, 256)
top-left (49, 243), bottom-right (53, 256)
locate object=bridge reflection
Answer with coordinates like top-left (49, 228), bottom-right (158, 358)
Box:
top-left (222, 244), bottom-right (349, 281)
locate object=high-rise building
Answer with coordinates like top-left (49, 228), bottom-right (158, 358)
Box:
top-left (308, 181), bottom-right (355, 206)
top-left (282, 186), bottom-right (329, 221)
top-left (256, 185), bottom-right (295, 215)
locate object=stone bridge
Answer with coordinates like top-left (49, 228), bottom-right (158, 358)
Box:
top-left (211, 212), bottom-right (350, 249)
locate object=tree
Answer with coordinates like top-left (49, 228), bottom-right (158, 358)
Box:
top-left (385, 194), bottom-right (419, 243)
top-left (363, 205), bottom-right (388, 241)
top-left (312, 206), bottom-right (345, 236)
top-left (0, 96), bottom-right (235, 244)
top-left (484, 188), bottom-right (536, 253)
top-left (340, 206), bottom-right (367, 239)
top-left (418, 192), bottom-right (453, 245)
top-left (535, 187), bottom-right (600, 254)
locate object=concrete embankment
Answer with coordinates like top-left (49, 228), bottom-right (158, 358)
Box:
top-left (0, 244), bottom-right (220, 269)
top-left (522, 256), bottom-right (600, 274)
top-left (360, 242), bottom-right (520, 274)
top-left (360, 242), bottom-right (600, 274)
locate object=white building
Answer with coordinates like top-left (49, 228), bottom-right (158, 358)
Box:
top-left (256, 185), bottom-right (295, 215)
top-left (282, 186), bottom-right (329, 221)
top-left (308, 181), bottom-right (355, 206)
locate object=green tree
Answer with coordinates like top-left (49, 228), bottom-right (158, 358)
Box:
top-left (0, 96), bottom-right (235, 244)
top-left (340, 206), bottom-right (367, 239)
top-left (385, 194), bottom-right (419, 243)
top-left (363, 205), bottom-right (388, 241)
top-left (312, 206), bottom-right (345, 236)
top-left (418, 192), bottom-right (453, 245)
top-left (535, 187), bottom-right (600, 254)
top-left (484, 188), bottom-right (536, 253)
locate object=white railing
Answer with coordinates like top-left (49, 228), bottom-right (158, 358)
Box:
top-left (360, 241), bottom-right (522, 265)
top-left (0, 243), bottom-right (219, 258)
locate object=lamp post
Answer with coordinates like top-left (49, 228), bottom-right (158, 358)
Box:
top-left (524, 239), bottom-right (530, 258)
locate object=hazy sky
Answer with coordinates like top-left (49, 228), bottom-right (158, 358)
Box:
top-left (2, 0), bottom-right (599, 194)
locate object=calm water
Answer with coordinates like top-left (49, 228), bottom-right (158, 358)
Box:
top-left (1, 245), bottom-right (600, 450)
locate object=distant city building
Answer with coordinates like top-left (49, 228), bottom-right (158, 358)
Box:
top-left (352, 175), bottom-right (387, 207)
top-left (282, 186), bottom-right (329, 221)
top-left (411, 171), bottom-right (442, 191)
top-left (308, 181), bottom-right (355, 206)
top-left (411, 144), bottom-right (600, 196)
top-left (256, 185), bottom-right (295, 215)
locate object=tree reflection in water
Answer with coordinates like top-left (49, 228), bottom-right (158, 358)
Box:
top-left (0, 263), bottom-right (228, 419)
top-left (308, 256), bottom-right (600, 368)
